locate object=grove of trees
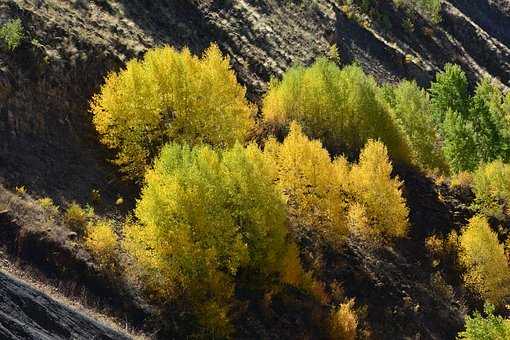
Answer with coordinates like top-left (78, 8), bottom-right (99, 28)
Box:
top-left (89, 44), bottom-right (510, 337)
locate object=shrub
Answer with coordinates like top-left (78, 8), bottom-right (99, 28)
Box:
top-left (450, 171), bottom-right (473, 190)
top-left (0, 19), bottom-right (24, 51)
top-left (457, 303), bottom-right (510, 340)
top-left (458, 216), bottom-right (510, 305)
top-left (85, 219), bottom-right (118, 271)
top-left (349, 140), bottom-right (409, 238)
top-left (91, 44), bottom-right (255, 179)
top-left (64, 202), bottom-right (88, 235)
top-left (262, 59), bottom-right (410, 161)
top-left (123, 142), bottom-right (292, 336)
top-left (385, 80), bottom-right (446, 171)
top-left (329, 299), bottom-right (358, 340)
top-left (263, 122), bottom-right (350, 241)
top-left (37, 197), bottom-right (59, 217)
top-left (472, 160), bottom-right (510, 219)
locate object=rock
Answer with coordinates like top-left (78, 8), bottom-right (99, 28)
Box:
top-left (0, 271), bottom-right (130, 340)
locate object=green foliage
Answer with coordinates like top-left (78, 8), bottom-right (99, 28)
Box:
top-left (472, 160), bottom-right (510, 219)
top-left (91, 44), bottom-right (255, 179)
top-left (393, 0), bottom-right (441, 23)
top-left (262, 59), bottom-right (410, 162)
top-left (430, 65), bottom-right (510, 172)
top-left (457, 303), bottom-right (510, 340)
top-left (385, 80), bottom-right (446, 171)
top-left (0, 19), bottom-right (24, 51)
top-left (459, 216), bottom-right (510, 305)
top-left (124, 142), bottom-right (291, 336)
top-left (430, 64), bottom-right (470, 125)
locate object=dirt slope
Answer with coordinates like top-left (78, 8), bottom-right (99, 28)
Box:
top-left (0, 0), bottom-right (508, 339)
top-left (0, 270), bottom-right (131, 340)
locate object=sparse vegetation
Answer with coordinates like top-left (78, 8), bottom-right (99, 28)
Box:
top-left (64, 202), bottom-right (89, 235)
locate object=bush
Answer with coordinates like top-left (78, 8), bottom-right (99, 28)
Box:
top-left (64, 202), bottom-right (88, 235)
top-left (457, 303), bottom-right (510, 340)
top-left (458, 216), bottom-right (510, 305)
top-left (37, 197), bottom-right (59, 218)
top-left (472, 160), bottom-right (510, 219)
top-left (450, 171), bottom-right (473, 190)
top-left (123, 142), bottom-right (292, 336)
top-left (263, 122), bottom-right (350, 241)
top-left (385, 80), bottom-right (446, 171)
top-left (0, 19), bottom-right (24, 51)
top-left (329, 299), bottom-right (358, 340)
top-left (349, 140), bottom-right (409, 238)
top-left (91, 44), bottom-right (255, 179)
top-left (85, 219), bottom-right (118, 271)
top-left (262, 59), bottom-right (410, 161)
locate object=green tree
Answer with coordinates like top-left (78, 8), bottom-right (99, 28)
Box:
top-left (457, 304), bottom-right (510, 340)
top-left (385, 80), bottom-right (446, 171)
top-left (123, 142), bottom-right (292, 336)
top-left (91, 44), bottom-right (254, 179)
top-left (441, 109), bottom-right (478, 173)
top-left (262, 59), bottom-right (410, 162)
top-left (430, 63), bottom-right (470, 124)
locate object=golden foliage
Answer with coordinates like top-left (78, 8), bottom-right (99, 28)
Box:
top-left (64, 202), bottom-right (88, 234)
top-left (349, 140), bottom-right (409, 238)
top-left (472, 160), bottom-right (510, 219)
top-left (264, 124), bottom-right (409, 241)
top-left (329, 299), bottom-right (358, 340)
top-left (85, 219), bottom-right (118, 271)
top-left (123, 142), bottom-right (291, 336)
top-left (91, 44), bottom-right (255, 179)
top-left (459, 215), bottom-right (510, 305)
top-left (264, 122), bottom-right (350, 240)
top-left (262, 60), bottom-right (410, 161)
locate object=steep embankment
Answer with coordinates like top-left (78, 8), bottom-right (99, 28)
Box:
top-left (0, 0), bottom-right (508, 339)
top-left (0, 270), bottom-right (131, 340)
top-left (1, 0), bottom-right (509, 204)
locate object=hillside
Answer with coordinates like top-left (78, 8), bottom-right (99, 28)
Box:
top-left (1, 0), bottom-right (510, 339)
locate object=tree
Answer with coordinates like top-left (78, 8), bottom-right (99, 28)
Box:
top-left (91, 44), bottom-right (254, 179)
top-left (472, 160), bottom-right (510, 219)
top-left (349, 140), bottom-right (409, 238)
top-left (457, 304), bottom-right (510, 340)
top-left (262, 59), bottom-right (410, 162)
top-left (123, 142), bottom-right (293, 336)
top-left (458, 216), bottom-right (510, 305)
top-left (441, 109), bottom-right (478, 173)
top-left (263, 122), bottom-right (350, 241)
top-left (430, 63), bottom-right (470, 125)
top-left (386, 80), bottom-right (446, 171)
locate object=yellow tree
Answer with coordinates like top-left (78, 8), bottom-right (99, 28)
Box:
top-left (263, 122), bottom-right (350, 241)
top-left (459, 215), bottom-right (510, 305)
top-left (91, 44), bottom-right (254, 179)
